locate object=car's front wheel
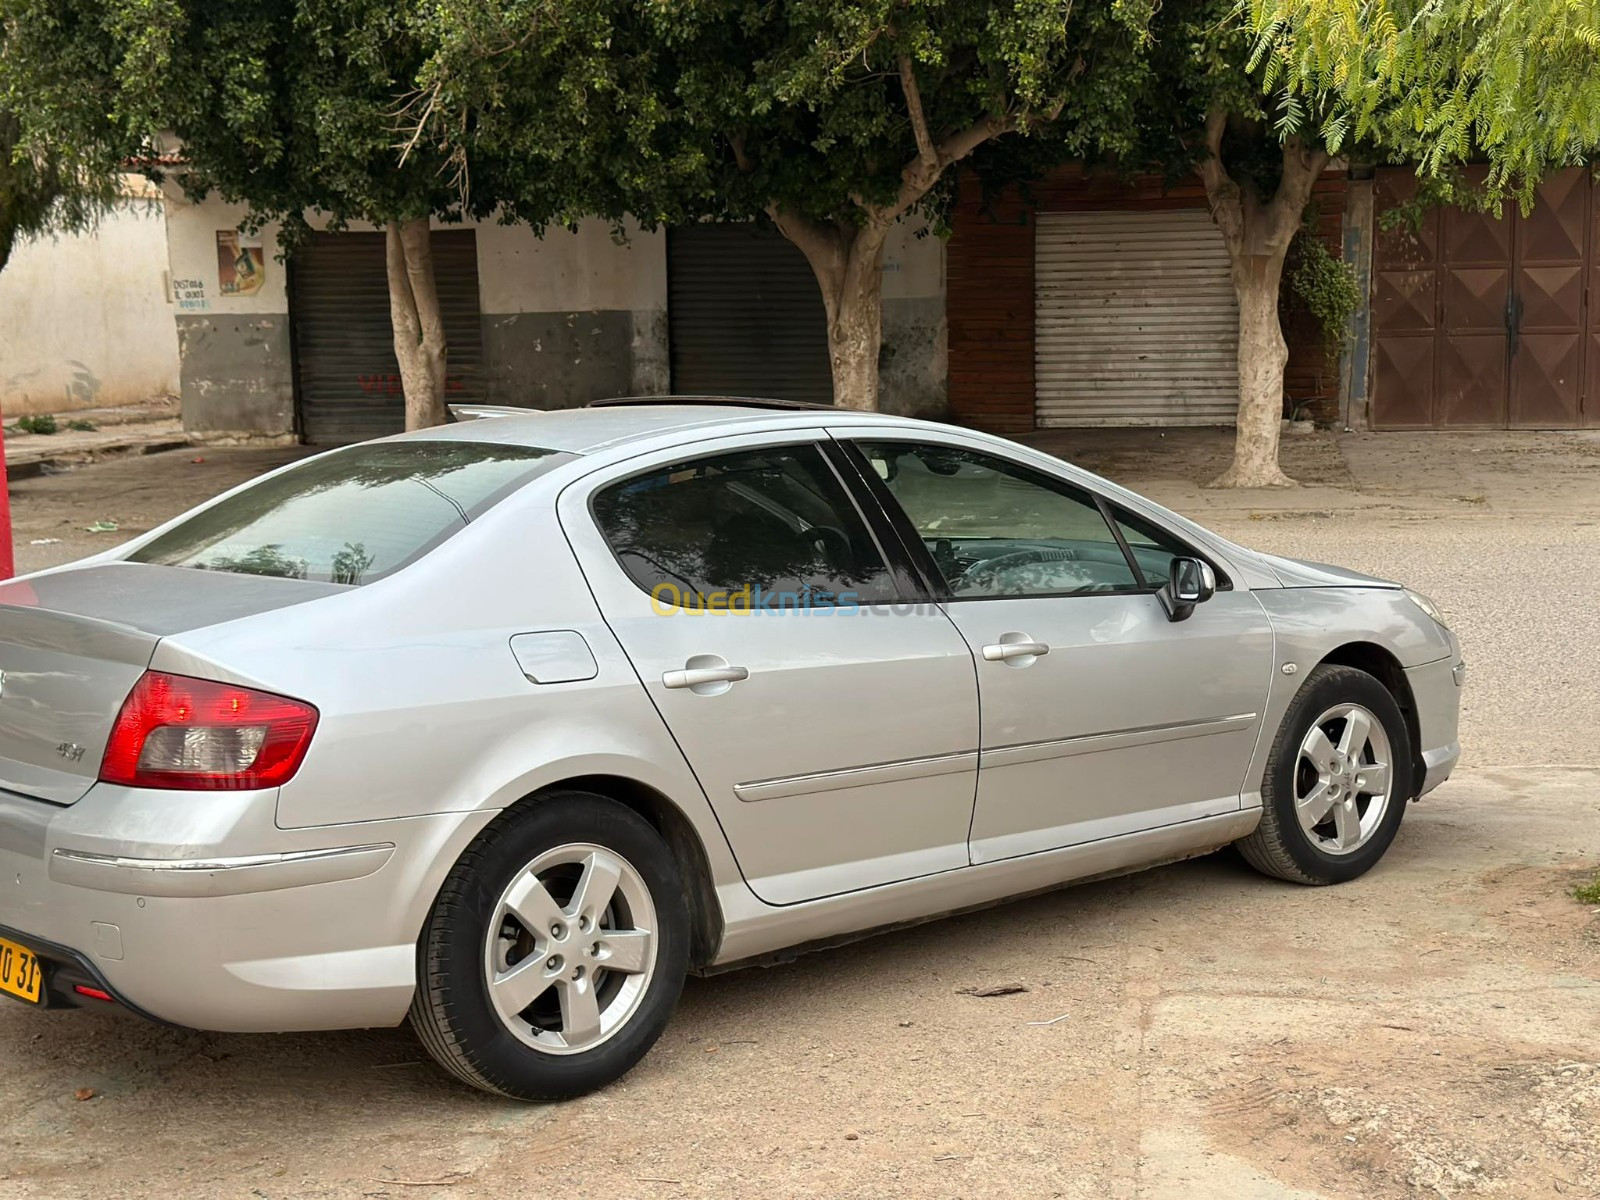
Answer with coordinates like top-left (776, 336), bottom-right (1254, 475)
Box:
top-left (410, 790), bottom-right (689, 1100)
top-left (1236, 663), bottom-right (1416, 885)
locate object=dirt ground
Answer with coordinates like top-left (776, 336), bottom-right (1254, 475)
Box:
top-left (1, 429), bottom-right (1597, 1200)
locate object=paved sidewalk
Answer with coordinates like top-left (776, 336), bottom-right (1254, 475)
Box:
top-left (3, 418), bottom-right (190, 477)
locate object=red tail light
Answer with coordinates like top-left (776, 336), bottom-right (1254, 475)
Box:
top-left (99, 671), bottom-right (319, 791)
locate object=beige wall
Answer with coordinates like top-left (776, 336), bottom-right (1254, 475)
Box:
top-left (163, 194), bottom-right (289, 316)
top-left (0, 197), bottom-right (181, 416)
top-left (163, 199), bottom-right (668, 316)
top-left (476, 219), bottom-right (666, 313)
top-left (882, 219), bottom-right (945, 300)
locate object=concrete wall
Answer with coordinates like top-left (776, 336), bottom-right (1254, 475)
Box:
top-left (879, 221), bottom-right (947, 419)
top-left (475, 219), bottom-right (668, 409)
top-left (163, 193), bottom-right (296, 440)
top-left (0, 190), bottom-right (180, 417)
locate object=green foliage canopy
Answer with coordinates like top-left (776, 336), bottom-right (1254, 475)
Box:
top-left (0, 15), bottom-right (127, 271)
top-left (1247, 0), bottom-right (1600, 203)
top-left (420, 1), bottom-right (1160, 237)
top-left (1, 0), bottom-right (649, 242)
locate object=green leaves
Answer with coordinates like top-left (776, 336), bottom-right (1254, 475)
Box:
top-left (0, 6), bottom-right (131, 270)
top-left (1248, 0), bottom-right (1600, 205)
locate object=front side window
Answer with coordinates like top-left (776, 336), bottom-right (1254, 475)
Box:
top-left (1110, 507), bottom-right (1198, 588)
top-left (129, 441), bottom-right (564, 585)
top-left (592, 443), bottom-right (895, 610)
top-left (856, 441), bottom-right (1139, 598)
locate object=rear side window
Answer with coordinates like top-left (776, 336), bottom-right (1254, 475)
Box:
top-left (129, 441), bottom-right (563, 584)
top-left (592, 443), bottom-right (896, 609)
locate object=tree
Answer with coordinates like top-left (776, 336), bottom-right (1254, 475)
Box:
top-left (421, 1), bottom-right (1159, 412)
top-left (1038, 1), bottom-right (1342, 488)
top-left (0, 24), bottom-right (123, 274)
top-left (1165, 2), bottom-right (1338, 487)
top-left (2, 0), bottom-right (618, 430)
top-left (1246, 0), bottom-right (1600, 209)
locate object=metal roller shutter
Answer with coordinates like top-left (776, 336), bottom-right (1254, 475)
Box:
top-left (290, 229), bottom-right (484, 445)
top-left (667, 225), bottom-right (832, 405)
top-left (1034, 210), bottom-right (1239, 426)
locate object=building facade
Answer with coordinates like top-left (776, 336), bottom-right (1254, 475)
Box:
top-left (163, 191), bottom-right (947, 444)
top-left (149, 163), bottom-right (1600, 443)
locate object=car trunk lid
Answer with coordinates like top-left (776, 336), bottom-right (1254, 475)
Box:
top-left (0, 563), bottom-right (346, 804)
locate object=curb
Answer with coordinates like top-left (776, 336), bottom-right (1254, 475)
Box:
top-left (6, 436), bottom-right (193, 481)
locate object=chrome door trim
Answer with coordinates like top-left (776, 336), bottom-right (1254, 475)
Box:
top-left (982, 712), bottom-right (1259, 769)
top-left (734, 749), bottom-right (979, 804)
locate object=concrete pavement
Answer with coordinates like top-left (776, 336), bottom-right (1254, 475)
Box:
top-left (1, 429), bottom-right (1596, 1199)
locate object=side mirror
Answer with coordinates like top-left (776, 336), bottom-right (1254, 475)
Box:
top-left (1158, 557), bottom-right (1216, 622)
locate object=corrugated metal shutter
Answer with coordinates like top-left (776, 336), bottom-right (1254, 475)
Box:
top-left (1034, 210), bottom-right (1239, 426)
top-left (290, 230), bottom-right (484, 445)
top-left (667, 225), bottom-right (832, 405)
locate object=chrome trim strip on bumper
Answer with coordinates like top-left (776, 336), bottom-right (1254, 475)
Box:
top-left (982, 713), bottom-right (1259, 769)
top-left (735, 750), bottom-right (979, 804)
top-left (49, 843), bottom-right (396, 898)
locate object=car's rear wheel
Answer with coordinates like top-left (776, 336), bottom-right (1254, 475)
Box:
top-left (410, 790), bottom-right (689, 1100)
top-left (1236, 663), bottom-right (1415, 885)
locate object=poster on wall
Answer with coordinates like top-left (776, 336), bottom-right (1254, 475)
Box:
top-left (216, 229), bottom-right (266, 296)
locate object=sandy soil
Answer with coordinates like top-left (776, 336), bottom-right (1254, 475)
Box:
top-left (0, 430), bottom-right (1596, 1200)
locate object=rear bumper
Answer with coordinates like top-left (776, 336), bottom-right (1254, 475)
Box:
top-left (1405, 655), bottom-right (1464, 797)
top-left (0, 783), bottom-right (493, 1032)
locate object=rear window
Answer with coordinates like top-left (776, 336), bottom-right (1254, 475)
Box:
top-left (128, 441), bottom-right (564, 584)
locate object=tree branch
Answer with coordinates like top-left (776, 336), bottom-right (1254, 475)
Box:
top-left (1266, 136), bottom-right (1331, 247)
top-left (1195, 108), bottom-right (1245, 254)
top-left (728, 132), bottom-right (753, 174)
top-left (876, 111), bottom-right (1019, 224)
top-left (898, 55), bottom-right (938, 171)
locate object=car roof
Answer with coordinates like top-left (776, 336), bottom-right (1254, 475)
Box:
top-left (402, 398), bottom-right (926, 455)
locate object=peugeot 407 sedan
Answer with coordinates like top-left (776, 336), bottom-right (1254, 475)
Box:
top-left (0, 398), bottom-right (1463, 1100)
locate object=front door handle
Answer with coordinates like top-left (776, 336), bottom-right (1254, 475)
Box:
top-left (981, 635), bottom-right (1050, 664)
top-left (663, 655), bottom-right (749, 695)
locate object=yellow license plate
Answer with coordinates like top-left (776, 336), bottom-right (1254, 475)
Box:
top-left (0, 936), bottom-right (42, 1004)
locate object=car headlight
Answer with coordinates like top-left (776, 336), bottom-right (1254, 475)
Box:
top-left (1404, 588), bottom-right (1450, 631)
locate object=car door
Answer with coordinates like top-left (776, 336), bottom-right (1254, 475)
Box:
top-left (839, 433), bottom-right (1274, 866)
top-left (557, 432), bottom-right (980, 906)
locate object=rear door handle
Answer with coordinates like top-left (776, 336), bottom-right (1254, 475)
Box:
top-left (662, 656), bottom-right (749, 695)
top-left (981, 637), bottom-right (1050, 663)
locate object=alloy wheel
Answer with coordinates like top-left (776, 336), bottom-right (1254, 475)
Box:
top-left (483, 843), bottom-right (658, 1055)
top-left (1293, 703), bottom-right (1394, 856)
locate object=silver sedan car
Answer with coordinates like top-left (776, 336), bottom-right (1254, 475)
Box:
top-left (0, 398), bottom-right (1462, 1099)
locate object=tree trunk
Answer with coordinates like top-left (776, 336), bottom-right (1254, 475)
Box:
top-left (1215, 252), bottom-right (1294, 487)
top-left (819, 231), bottom-right (889, 411)
top-left (385, 218), bottom-right (448, 430)
top-left (1197, 116), bottom-right (1329, 488)
top-left (773, 212), bottom-right (890, 411)
top-left (0, 218), bottom-right (18, 277)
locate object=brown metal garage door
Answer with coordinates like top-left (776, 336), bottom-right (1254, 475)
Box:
top-left (1372, 167), bottom-right (1595, 429)
top-left (290, 229), bottom-right (485, 445)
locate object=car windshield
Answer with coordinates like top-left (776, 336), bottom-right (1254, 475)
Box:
top-left (128, 440), bottom-right (565, 585)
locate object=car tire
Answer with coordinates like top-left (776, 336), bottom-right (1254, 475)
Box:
top-left (1236, 663), bottom-right (1416, 886)
top-left (410, 790), bottom-right (690, 1100)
